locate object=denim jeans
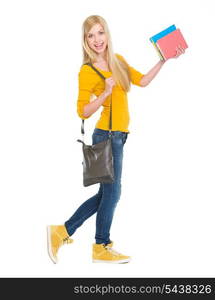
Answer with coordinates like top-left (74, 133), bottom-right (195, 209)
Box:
top-left (64, 128), bottom-right (128, 244)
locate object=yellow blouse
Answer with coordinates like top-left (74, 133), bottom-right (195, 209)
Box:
top-left (77, 53), bottom-right (144, 133)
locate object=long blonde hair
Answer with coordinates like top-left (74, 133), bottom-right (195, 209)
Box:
top-left (82, 15), bottom-right (131, 92)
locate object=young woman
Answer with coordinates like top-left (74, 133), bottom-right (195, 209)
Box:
top-left (47, 15), bottom-right (185, 264)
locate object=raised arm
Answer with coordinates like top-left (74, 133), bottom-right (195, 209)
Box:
top-left (140, 45), bottom-right (185, 87)
top-left (140, 60), bottom-right (165, 87)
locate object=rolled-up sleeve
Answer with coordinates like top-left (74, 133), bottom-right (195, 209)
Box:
top-left (116, 53), bottom-right (145, 87)
top-left (77, 68), bottom-right (96, 119)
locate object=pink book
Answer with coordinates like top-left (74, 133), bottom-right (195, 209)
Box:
top-left (156, 28), bottom-right (188, 60)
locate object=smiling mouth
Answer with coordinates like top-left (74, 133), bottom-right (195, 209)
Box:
top-left (94, 43), bottom-right (104, 49)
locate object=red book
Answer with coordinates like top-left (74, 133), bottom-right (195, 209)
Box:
top-left (156, 28), bottom-right (188, 60)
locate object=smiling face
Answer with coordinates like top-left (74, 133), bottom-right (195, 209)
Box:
top-left (86, 23), bottom-right (108, 55)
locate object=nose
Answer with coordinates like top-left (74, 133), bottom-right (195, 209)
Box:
top-left (94, 35), bottom-right (102, 43)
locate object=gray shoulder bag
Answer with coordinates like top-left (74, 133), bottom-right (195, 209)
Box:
top-left (77, 63), bottom-right (114, 187)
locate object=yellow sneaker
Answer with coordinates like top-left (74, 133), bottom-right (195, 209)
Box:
top-left (92, 241), bottom-right (131, 264)
top-left (47, 225), bottom-right (73, 264)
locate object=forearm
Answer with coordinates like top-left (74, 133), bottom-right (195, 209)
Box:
top-left (83, 91), bottom-right (110, 118)
top-left (140, 60), bottom-right (165, 87)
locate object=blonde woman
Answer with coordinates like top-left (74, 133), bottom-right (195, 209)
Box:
top-left (47, 15), bottom-right (185, 264)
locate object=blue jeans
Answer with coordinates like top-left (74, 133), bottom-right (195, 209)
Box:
top-left (64, 128), bottom-right (128, 244)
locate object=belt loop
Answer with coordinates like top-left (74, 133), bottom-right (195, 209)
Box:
top-left (108, 130), bottom-right (113, 138)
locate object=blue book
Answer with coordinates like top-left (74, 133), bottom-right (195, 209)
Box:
top-left (150, 24), bottom-right (176, 43)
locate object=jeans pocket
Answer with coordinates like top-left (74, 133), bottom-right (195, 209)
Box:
top-left (122, 133), bottom-right (128, 145)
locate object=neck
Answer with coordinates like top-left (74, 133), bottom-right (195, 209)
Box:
top-left (96, 51), bottom-right (107, 62)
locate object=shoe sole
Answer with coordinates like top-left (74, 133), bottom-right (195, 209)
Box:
top-left (92, 258), bottom-right (131, 264)
top-left (47, 226), bottom-right (57, 264)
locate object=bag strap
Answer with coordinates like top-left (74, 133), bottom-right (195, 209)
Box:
top-left (81, 62), bottom-right (112, 137)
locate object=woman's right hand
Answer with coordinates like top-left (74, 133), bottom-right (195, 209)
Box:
top-left (104, 77), bottom-right (116, 95)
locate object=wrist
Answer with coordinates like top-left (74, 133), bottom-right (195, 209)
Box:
top-left (160, 58), bottom-right (166, 65)
top-left (103, 90), bottom-right (111, 97)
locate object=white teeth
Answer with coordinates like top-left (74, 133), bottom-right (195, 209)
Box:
top-left (95, 43), bottom-right (103, 47)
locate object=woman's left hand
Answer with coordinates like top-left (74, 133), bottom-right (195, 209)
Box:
top-left (172, 45), bottom-right (186, 59)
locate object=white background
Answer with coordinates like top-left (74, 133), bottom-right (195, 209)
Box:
top-left (0, 0), bottom-right (215, 277)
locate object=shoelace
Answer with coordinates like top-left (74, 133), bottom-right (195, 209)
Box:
top-left (62, 236), bottom-right (73, 244)
top-left (105, 245), bottom-right (122, 256)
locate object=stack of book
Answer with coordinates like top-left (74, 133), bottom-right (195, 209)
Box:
top-left (149, 24), bottom-right (188, 60)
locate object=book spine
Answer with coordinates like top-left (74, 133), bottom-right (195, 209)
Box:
top-left (155, 42), bottom-right (166, 61)
top-left (152, 41), bottom-right (164, 60)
